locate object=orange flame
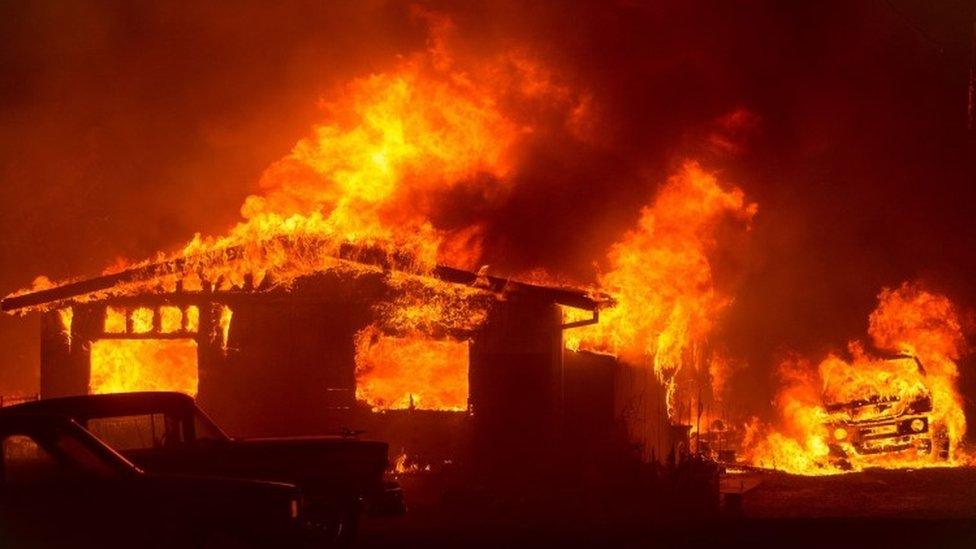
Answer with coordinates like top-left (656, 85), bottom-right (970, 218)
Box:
top-left (57, 307), bottom-right (72, 348)
top-left (5, 14), bottom-right (588, 412)
top-left (104, 306), bottom-right (127, 333)
top-left (7, 11), bottom-right (587, 311)
top-left (218, 305), bottom-right (233, 352)
top-left (171, 12), bottom-right (584, 292)
top-left (130, 307), bottom-right (154, 334)
top-left (745, 283), bottom-right (970, 474)
top-left (185, 305), bottom-right (200, 333)
top-left (566, 162), bottom-right (756, 418)
top-left (89, 339), bottom-right (198, 396)
top-left (159, 306), bottom-right (182, 333)
top-left (354, 326), bottom-right (469, 411)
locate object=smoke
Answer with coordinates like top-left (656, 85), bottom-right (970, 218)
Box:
top-left (1, 0), bottom-right (974, 427)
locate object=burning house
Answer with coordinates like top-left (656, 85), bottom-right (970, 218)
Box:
top-left (0, 154), bottom-right (756, 473)
top-left (0, 241), bottom-right (630, 469)
top-left (0, 9), bottom-right (763, 476)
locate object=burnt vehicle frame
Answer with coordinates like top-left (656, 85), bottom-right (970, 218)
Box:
top-left (824, 354), bottom-right (950, 467)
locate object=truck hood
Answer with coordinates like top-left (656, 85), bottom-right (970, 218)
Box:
top-left (825, 393), bottom-right (933, 423)
top-left (138, 473), bottom-right (300, 523)
top-left (206, 436), bottom-right (390, 491)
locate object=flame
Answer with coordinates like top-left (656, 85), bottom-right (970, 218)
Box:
top-left (5, 14), bottom-right (582, 416)
top-left (392, 452), bottom-right (413, 475)
top-left (57, 307), bottom-right (72, 348)
top-left (377, 272), bottom-right (492, 335)
top-left (354, 326), bottom-right (469, 411)
top-left (185, 305), bottom-right (200, 332)
top-left (218, 305), bottom-right (233, 352)
top-left (89, 339), bottom-right (198, 396)
top-left (868, 283), bottom-right (967, 448)
top-left (166, 11), bottom-right (583, 293)
top-left (566, 162), bottom-right (756, 418)
top-left (104, 306), bottom-right (127, 333)
top-left (6, 10), bottom-right (587, 312)
top-left (131, 307), bottom-right (154, 334)
top-left (159, 306), bottom-right (182, 333)
top-left (741, 356), bottom-right (834, 474)
top-left (5, 14), bottom-right (763, 429)
top-left (745, 283), bottom-right (970, 474)
top-left (708, 352), bottom-right (734, 399)
top-left (351, 273), bottom-right (488, 412)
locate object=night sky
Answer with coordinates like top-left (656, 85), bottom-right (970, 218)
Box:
top-left (1, 1), bottom-right (973, 424)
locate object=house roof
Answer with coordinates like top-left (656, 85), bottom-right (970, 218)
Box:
top-left (2, 244), bottom-right (612, 313)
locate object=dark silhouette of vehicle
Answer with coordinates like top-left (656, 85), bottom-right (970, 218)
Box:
top-left (824, 354), bottom-right (950, 468)
top-left (1, 392), bottom-right (405, 543)
top-left (0, 413), bottom-right (304, 548)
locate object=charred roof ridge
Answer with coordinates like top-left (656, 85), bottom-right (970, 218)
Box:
top-left (3, 249), bottom-right (612, 313)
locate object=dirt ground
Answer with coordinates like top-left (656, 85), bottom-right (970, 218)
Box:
top-left (357, 467), bottom-right (976, 548)
top-left (742, 466), bottom-right (976, 519)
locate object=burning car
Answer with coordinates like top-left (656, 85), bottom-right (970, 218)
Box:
top-left (823, 354), bottom-right (950, 468)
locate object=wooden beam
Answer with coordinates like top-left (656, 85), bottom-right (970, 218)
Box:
top-left (3, 242), bottom-right (613, 312)
top-left (1, 247), bottom-right (243, 312)
top-left (432, 266), bottom-right (613, 310)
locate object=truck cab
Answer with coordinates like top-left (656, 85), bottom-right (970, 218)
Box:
top-left (1, 392), bottom-right (405, 543)
top-left (823, 355), bottom-right (949, 468)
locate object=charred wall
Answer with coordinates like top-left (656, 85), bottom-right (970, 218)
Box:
top-left (563, 349), bottom-right (618, 446)
top-left (36, 281), bottom-right (626, 470)
top-left (469, 299), bottom-right (563, 470)
top-left (40, 300), bottom-right (219, 398)
top-left (210, 298), bottom-right (372, 436)
top-left (39, 307), bottom-right (91, 398)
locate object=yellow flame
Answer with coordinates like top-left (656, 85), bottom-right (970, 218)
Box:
top-left (130, 307), bottom-right (154, 334)
top-left (185, 305), bottom-right (199, 333)
top-left (89, 339), bottom-right (198, 396)
top-left (218, 306), bottom-right (233, 351)
top-left (104, 306), bottom-right (126, 334)
top-left (159, 306), bottom-right (182, 333)
top-left (57, 307), bottom-right (73, 348)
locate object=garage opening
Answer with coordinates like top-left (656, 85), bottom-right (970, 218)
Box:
top-left (89, 339), bottom-right (198, 396)
top-left (355, 332), bottom-right (469, 412)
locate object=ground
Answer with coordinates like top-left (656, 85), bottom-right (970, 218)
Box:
top-left (743, 466), bottom-right (976, 519)
top-left (357, 467), bottom-right (976, 548)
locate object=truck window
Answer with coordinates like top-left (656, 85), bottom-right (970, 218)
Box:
top-left (192, 410), bottom-right (227, 442)
top-left (87, 414), bottom-right (179, 451)
top-left (2, 435), bottom-right (59, 485)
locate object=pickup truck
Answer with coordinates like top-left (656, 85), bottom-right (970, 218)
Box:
top-left (823, 355), bottom-right (949, 468)
top-left (0, 413), bottom-right (305, 548)
top-left (1, 392), bottom-right (405, 543)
